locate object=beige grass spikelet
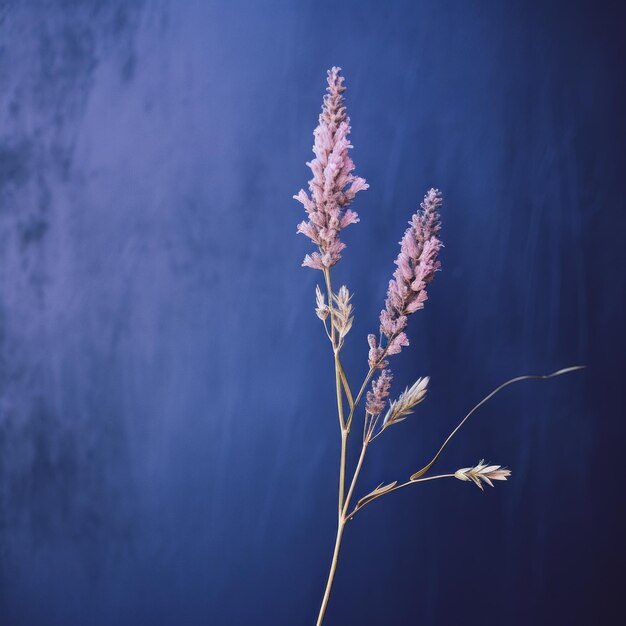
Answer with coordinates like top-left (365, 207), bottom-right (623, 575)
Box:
top-left (383, 376), bottom-right (430, 428)
top-left (454, 460), bottom-right (511, 490)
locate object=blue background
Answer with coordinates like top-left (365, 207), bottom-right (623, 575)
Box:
top-left (1, 1), bottom-right (624, 624)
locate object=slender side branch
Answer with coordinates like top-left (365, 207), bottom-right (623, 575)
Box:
top-left (338, 428), bottom-right (348, 518)
top-left (345, 369), bottom-right (374, 430)
top-left (341, 439), bottom-right (369, 519)
top-left (347, 474), bottom-right (456, 519)
top-left (333, 352), bottom-right (346, 429)
top-left (344, 353), bottom-right (389, 431)
top-left (323, 267), bottom-right (352, 514)
top-left (338, 362), bottom-right (354, 410)
top-left (410, 366), bottom-right (586, 480)
top-left (322, 269), bottom-right (336, 347)
top-left (323, 270), bottom-right (346, 426)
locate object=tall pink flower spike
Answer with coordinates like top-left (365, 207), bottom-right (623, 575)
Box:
top-left (294, 67), bottom-right (368, 270)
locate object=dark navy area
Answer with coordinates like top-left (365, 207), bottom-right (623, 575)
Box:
top-left (0, 1), bottom-right (623, 624)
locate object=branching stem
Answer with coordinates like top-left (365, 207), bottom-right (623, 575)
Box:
top-left (346, 474), bottom-right (455, 519)
top-left (316, 257), bottom-right (584, 626)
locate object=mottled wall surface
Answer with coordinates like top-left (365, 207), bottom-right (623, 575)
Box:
top-left (0, 1), bottom-right (624, 625)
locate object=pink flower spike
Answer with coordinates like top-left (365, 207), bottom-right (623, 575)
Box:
top-left (366, 369), bottom-right (393, 416)
top-left (367, 189), bottom-right (442, 361)
top-left (294, 68), bottom-right (368, 270)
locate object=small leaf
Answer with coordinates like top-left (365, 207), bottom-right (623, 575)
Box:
top-left (356, 481), bottom-right (398, 509)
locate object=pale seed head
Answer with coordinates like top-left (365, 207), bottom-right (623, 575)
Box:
top-left (383, 376), bottom-right (429, 428)
top-left (331, 285), bottom-right (354, 339)
top-left (454, 460), bottom-right (511, 490)
top-left (315, 285), bottom-right (329, 321)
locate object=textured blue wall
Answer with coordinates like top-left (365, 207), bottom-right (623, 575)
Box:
top-left (0, 1), bottom-right (624, 624)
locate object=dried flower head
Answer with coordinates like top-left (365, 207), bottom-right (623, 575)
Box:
top-left (382, 376), bottom-right (429, 427)
top-left (367, 334), bottom-right (388, 369)
top-left (454, 460), bottom-right (511, 490)
top-left (366, 369), bottom-right (393, 416)
top-left (315, 285), bottom-right (330, 321)
top-left (294, 67), bottom-right (368, 270)
top-left (368, 189), bottom-right (442, 367)
top-left (331, 286), bottom-right (354, 341)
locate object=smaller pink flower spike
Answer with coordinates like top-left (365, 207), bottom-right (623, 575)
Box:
top-left (369, 189), bottom-right (443, 367)
top-left (366, 369), bottom-right (393, 416)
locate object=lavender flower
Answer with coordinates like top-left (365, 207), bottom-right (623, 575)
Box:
top-left (294, 68), bottom-right (582, 626)
top-left (294, 67), bottom-right (368, 270)
top-left (368, 188), bottom-right (443, 368)
top-left (365, 369), bottom-right (393, 416)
